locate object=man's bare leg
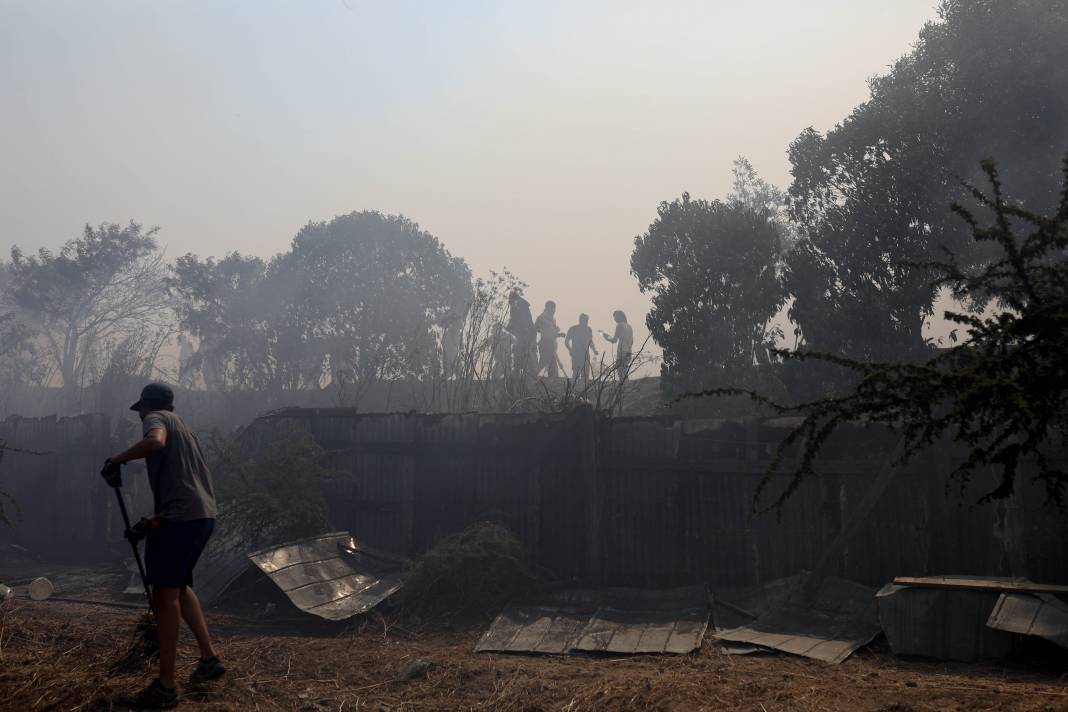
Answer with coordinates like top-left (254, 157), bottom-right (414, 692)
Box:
top-left (179, 587), bottom-right (217, 660)
top-left (153, 587), bottom-right (182, 689)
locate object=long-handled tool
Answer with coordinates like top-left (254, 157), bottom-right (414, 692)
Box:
top-left (107, 478), bottom-right (159, 665)
top-left (111, 482), bottom-right (152, 606)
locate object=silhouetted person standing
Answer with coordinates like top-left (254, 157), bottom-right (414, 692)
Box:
top-left (507, 292), bottom-right (537, 375)
top-left (601, 310), bottom-right (634, 380)
top-left (534, 300), bottom-right (564, 377)
top-left (565, 313), bottom-right (598, 384)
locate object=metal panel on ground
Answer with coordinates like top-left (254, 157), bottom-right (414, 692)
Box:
top-left (247, 532), bottom-right (404, 621)
top-left (987, 593), bottom-right (1068, 649)
top-left (476, 586), bottom-right (710, 655)
top-left (876, 577), bottom-right (1016, 661)
top-left (194, 538), bottom-right (256, 608)
top-left (476, 590), bottom-right (597, 655)
top-left (715, 576), bottom-right (880, 664)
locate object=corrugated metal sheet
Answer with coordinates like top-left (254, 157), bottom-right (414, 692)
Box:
top-left (193, 514), bottom-right (260, 607)
top-left (476, 591), bottom-right (596, 655)
top-left (715, 576), bottom-right (880, 664)
top-left (247, 531), bottom-right (404, 621)
top-left (987, 593), bottom-right (1068, 648)
top-left (876, 578), bottom-right (1016, 661)
top-left (476, 586), bottom-right (709, 655)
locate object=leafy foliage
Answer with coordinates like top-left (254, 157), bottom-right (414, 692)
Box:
top-left (169, 212), bottom-right (472, 395)
top-left (785, 0), bottom-right (1068, 362)
top-left (417, 269), bottom-right (528, 411)
top-left (205, 425), bottom-right (336, 541)
top-left (4, 222), bottom-right (171, 387)
top-left (0, 310), bottom-right (45, 390)
top-left (631, 161), bottom-right (787, 399)
top-left (282, 211), bottom-right (472, 396)
top-left (168, 252), bottom-right (272, 389)
top-left (689, 157), bottom-right (1068, 513)
top-left (401, 521), bottom-right (547, 617)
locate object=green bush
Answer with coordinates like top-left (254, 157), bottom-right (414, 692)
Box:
top-left (205, 424), bottom-right (336, 541)
top-left (402, 521), bottom-right (547, 617)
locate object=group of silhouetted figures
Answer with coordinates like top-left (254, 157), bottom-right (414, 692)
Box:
top-left (177, 294), bottom-right (636, 389)
top-left (499, 293), bottom-right (634, 383)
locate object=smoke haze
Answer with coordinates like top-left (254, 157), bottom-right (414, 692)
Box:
top-left (1, 1), bottom-right (939, 358)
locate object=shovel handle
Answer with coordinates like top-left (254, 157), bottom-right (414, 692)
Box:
top-left (111, 484), bottom-right (153, 607)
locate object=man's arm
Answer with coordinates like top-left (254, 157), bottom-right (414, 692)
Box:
top-left (110, 428), bottom-right (166, 465)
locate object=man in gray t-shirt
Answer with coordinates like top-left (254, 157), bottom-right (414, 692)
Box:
top-left (102, 382), bottom-right (225, 707)
top-left (141, 409), bottom-right (217, 521)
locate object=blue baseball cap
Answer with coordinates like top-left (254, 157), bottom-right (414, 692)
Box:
top-left (130, 382), bottom-right (175, 411)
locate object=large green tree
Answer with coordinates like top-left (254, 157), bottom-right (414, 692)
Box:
top-left (786, 0), bottom-right (1068, 362)
top-left (631, 161), bottom-right (787, 396)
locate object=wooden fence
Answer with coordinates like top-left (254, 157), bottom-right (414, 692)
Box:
top-left (3, 406), bottom-right (1064, 587)
top-left (0, 414), bottom-right (153, 561)
top-left (254, 407), bottom-right (1068, 588)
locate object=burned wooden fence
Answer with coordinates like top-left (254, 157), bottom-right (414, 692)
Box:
top-left (255, 408), bottom-right (1068, 589)
top-left (3, 407), bottom-right (1063, 586)
top-left (0, 414), bottom-right (153, 561)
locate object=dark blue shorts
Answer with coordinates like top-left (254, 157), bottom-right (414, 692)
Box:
top-left (145, 518), bottom-right (214, 589)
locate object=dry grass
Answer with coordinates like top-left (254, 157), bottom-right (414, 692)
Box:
top-left (2, 596), bottom-right (1068, 711)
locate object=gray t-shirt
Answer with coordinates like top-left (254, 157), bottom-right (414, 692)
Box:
top-left (142, 410), bottom-right (217, 522)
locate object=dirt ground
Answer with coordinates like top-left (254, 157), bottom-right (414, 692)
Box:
top-left (2, 570), bottom-right (1068, 711)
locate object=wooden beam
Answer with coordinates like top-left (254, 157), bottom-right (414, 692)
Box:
top-left (892, 577), bottom-right (1068, 594)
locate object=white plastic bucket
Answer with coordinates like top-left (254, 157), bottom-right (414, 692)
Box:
top-left (28, 577), bottom-right (54, 601)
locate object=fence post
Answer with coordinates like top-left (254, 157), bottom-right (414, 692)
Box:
top-left (577, 405), bottom-right (602, 586)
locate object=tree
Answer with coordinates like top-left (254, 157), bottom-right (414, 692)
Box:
top-left (631, 163), bottom-right (787, 397)
top-left (421, 269), bottom-right (529, 412)
top-left (786, 0), bottom-right (1068, 362)
top-left (169, 252), bottom-right (270, 389)
top-left (729, 157), bottom-right (791, 237)
top-left (697, 157), bottom-right (1068, 513)
top-left (275, 211), bottom-right (472, 395)
top-left (0, 312), bottom-right (44, 391)
top-left (4, 222), bottom-right (171, 387)
top-left (0, 263), bottom-right (44, 391)
top-left (169, 212), bottom-right (472, 395)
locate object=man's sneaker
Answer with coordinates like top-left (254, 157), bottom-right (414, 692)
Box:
top-left (189, 655), bottom-right (226, 683)
top-left (129, 678), bottom-right (178, 709)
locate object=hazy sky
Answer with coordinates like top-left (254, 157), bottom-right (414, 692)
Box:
top-left (1, 0), bottom-right (940, 365)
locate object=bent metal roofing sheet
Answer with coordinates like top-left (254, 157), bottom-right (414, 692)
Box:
top-left (715, 576), bottom-right (880, 664)
top-left (987, 592), bottom-right (1068, 649)
top-left (247, 532), bottom-right (404, 621)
